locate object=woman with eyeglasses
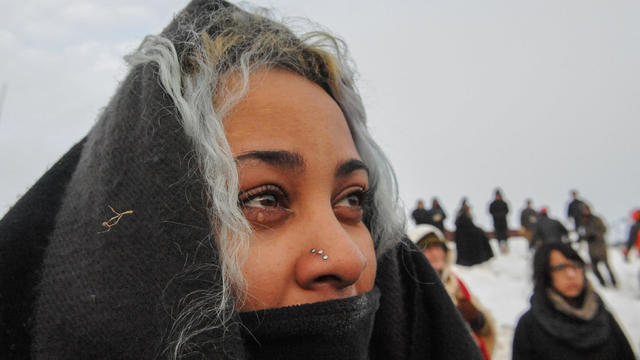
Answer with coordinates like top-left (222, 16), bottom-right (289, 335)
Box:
top-left (512, 243), bottom-right (634, 360)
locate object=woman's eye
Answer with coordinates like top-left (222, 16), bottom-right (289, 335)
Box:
top-left (244, 194), bottom-right (278, 208)
top-left (333, 187), bottom-right (368, 223)
top-left (335, 193), bottom-right (362, 208)
top-left (239, 184), bottom-right (291, 228)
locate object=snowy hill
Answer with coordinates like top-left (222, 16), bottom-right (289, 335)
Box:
top-left (449, 236), bottom-right (639, 360)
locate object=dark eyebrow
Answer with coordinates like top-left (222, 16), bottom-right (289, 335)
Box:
top-left (336, 159), bottom-right (369, 178)
top-left (235, 150), bottom-right (305, 171)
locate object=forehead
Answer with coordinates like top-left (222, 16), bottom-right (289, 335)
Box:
top-left (222, 69), bottom-right (358, 159)
top-left (549, 250), bottom-right (569, 265)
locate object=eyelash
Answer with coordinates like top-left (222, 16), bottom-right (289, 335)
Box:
top-left (334, 187), bottom-right (369, 208)
top-left (238, 184), bottom-right (369, 226)
top-left (238, 184), bottom-right (289, 209)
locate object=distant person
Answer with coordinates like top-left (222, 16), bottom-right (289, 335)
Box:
top-left (531, 207), bottom-right (568, 248)
top-left (455, 200), bottom-right (494, 266)
top-left (623, 209), bottom-right (640, 260)
top-left (580, 206), bottom-right (617, 287)
top-left (427, 197), bottom-right (447, 232)
top-left (520, 199), bottom-right (538, 248)
top-left (408, 225), bottom-right (495, 360)
top-left (566, 190), bottom-right (587, 232)
top-left (623, 209), bottom-right (640, 289)
top-left (411, 199), bottom-right (430, 225)
top-left (488, 189), bottom-right (510, 253)
top-left (512, 243), bottom-right (635, 360)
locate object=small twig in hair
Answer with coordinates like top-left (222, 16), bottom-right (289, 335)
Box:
top-left (99, 205), bottom-right (134, 233)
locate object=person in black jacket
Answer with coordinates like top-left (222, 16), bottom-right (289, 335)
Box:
top-left (455, 200), bottom-right (494, 266)
top-left (0, 2), bottom-right (483, 359)
top-left (427, 197), bottom-right (447, 232)
top-left (531, 207), bottom-right (568, 248)
top-left (489, 189), bottom-right (510, 253)
top-left (411, 199), bottom-right (431, 225)
top-left (566, 190), bottom-right (586, 232)
top-left (512, 243), bottom-right (635, 360)
top-left (520, 199), bottom-right (538, 248)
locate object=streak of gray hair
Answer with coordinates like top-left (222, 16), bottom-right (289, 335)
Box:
top-left (125, 4), bottom-right (405, 359)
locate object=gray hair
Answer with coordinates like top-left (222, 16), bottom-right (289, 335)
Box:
top-left (126, 4), bottom-right (405, 359)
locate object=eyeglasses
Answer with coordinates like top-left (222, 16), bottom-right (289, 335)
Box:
top-left (550, 262), bottom-right (583, 273)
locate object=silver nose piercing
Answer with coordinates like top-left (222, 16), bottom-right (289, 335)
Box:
top-left (311, 248), bottom-right (328, 260)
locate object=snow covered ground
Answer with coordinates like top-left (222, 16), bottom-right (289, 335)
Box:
top-left (450, 236), bottom-right (639, 360)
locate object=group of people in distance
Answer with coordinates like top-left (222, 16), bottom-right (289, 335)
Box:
top-left (521, 190), bottom-right (618, 288)
top-left (409, 189), bottom-right (638, 359)
top-left (412, 189), bottom-right (634, 289)
top-left (0, 1), bottom-right (637, 359)
top-left (410, 198), bottom-right (447, 233)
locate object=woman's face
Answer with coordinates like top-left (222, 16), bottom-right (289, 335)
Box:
top-left (224, 69), bottom-right (377, 311)
top-left (549, 250), bottom-right (585, 298)
top-left (423, 246), bottom-right (446, 275)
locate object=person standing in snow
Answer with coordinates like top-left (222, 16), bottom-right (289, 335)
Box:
top-left (531, 207), bottom-right (568, 248)
top-left (512, 243), bottom-right (635, 360)
top-left (580, 206), bottom-right (617, 287)
top-left (427, 197), bottom-right (447, 233)
top-left (455, 200), bottom-right (494, 266)
top-left (566, 190), bottom-right (587, 232)
top-left (489, 189), bottom-right (510, 253)
top-left (520, 199), bottom-right (538, 248)
top-left (623, 209), bottom-right (640, 289)
top-left (623, 209), bottom-right (640, 260)
top-left (408, 225), bottom-right (496, 360)
top-left (411, 199), bottom-right (431, 225)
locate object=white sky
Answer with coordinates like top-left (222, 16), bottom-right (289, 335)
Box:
top-left (1, 0), bottom-right (639, 236)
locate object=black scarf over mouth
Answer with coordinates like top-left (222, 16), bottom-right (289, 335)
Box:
top-left (240, 288), bottom-right (380, 360)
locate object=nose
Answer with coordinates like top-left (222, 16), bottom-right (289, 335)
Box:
top-left (566, 267), bottom-right (580, 277)
top-left (294, 215), bottom-right (368, 293)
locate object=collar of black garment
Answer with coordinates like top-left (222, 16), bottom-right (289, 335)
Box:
top-left (530, 285), bottom-right (610, 350)
top-left (239, 287), bottom-right (380, 360)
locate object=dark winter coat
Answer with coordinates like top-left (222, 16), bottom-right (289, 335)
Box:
top-left (0, 1), bottom-right (483, 359)
top-left (412, 208), bottom-right (431, 225)
top-left (520, 207), bottom-right (538, 230)
top-left (454, 213), bottom-right (494, 266)
top-left (489, 200), bottom-right (509, 240)
top-left (582, 214), bottom-right (608, 261)
top-left (532, 214), bottom-right (568, 246)
top-left (567, 199), bottom-right (586, 225)
top-left (513, 287), bottom-right (635, 360)
top-left (427, 206), bottom-right (447, 232)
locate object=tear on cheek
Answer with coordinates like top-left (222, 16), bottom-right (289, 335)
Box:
top-left (243, 207), bottom-right (291, 229)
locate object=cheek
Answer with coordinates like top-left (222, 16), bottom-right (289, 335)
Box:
top-left (354, 226), bottom-right (377, 292)
top-left (239, 232), bottom-right (296, 310)
top-left (551, 273), bottom-right (562, 289)
top-left (575, 273), bottom-right (585, 289)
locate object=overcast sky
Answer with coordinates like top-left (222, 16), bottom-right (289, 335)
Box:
top-left (1, 0), bottom-right (639, 239)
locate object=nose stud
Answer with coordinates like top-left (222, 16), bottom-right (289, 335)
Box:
top-left (310, 248), bottom-right (328, 260)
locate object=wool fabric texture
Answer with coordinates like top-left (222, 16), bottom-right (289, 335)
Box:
top-left (239, 288), bottom-right (380, 359)
top-left (512, 286), bottom-right (635, 360)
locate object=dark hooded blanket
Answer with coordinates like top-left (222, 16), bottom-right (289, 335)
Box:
top-left (0, 1), bottom-right (482, 359)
